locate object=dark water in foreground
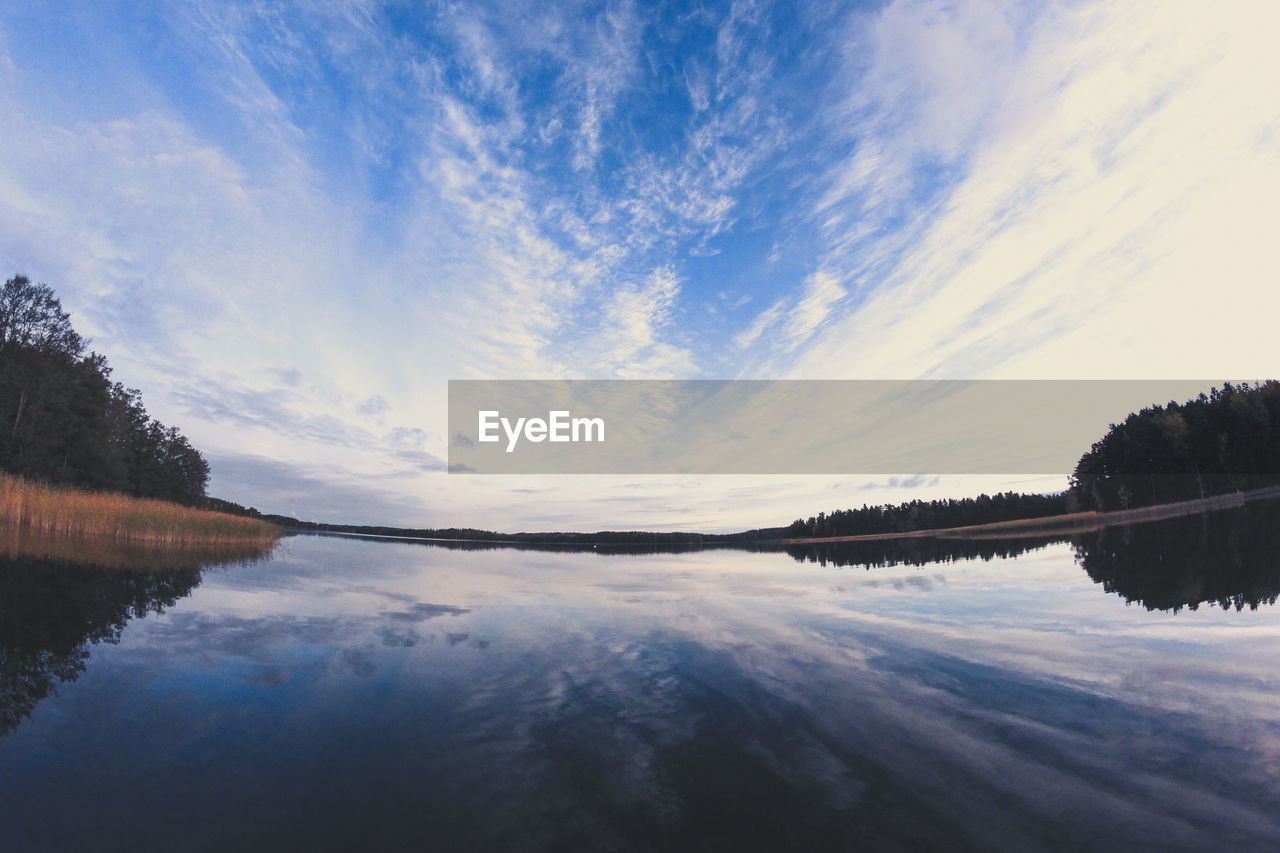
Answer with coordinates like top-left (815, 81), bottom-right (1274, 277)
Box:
top-left (3, 504), bottom-right (1280, 851)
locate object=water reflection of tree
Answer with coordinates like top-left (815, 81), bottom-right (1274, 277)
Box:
top-left (782, 499), bottom-right (1280, 614)
top-left (1071, 500), bottom-right (1280, 613)
top-left (0, 555), bottom-right (203, 736)
top-left (784, 536), bottom-right (1061, 570)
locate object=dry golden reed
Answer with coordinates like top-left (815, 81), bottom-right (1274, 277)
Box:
top-left (0, 472), bottom-right (280, 548)
top-left (0, 526), bottom-right (279, 571)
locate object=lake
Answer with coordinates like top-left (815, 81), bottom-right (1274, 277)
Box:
top-left (3, 501), bottom-right (1280, 851)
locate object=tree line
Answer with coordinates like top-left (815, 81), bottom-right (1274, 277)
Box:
top-left (262, 516), bottom-right (788, 546)
top-left (788, 381), bottom-right (1280, 539)
top-left (1068, 381), bottom-right (1280, 510)
top-left (785, 491), bottom-right (1069, 539)
top-left (0, 274), bottom-right (208, 505)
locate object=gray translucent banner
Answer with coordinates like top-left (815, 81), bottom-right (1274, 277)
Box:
top-left (447, 380), bottom-right (1220, 475)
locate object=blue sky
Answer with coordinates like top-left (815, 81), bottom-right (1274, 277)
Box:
top-left (1, 1), bottom-right (1277, 530)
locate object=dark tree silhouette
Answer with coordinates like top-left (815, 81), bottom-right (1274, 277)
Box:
top-left (784, 491), bottom-right (1069, 539)
top-left (1072, 498), bottom-right (1280, 612)
top-left (0, 274), bottom-right (209, 503)
top-left (784, 534), bottom-right (1060, 570)
top-left (1069, 381), bottom-right (1280, 510)
top-left (0, 553), bottom-right (204, 736)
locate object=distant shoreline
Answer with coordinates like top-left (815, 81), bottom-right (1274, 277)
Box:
top-left (275, 484), bottom-right (1280, 550)
top-left (783, 485), bottom-right (1280, 545)
top-left (283, 527), bottom-right (780, 550)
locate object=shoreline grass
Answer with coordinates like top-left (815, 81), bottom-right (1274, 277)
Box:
top-left (0, 472), bottom-right (281, 548)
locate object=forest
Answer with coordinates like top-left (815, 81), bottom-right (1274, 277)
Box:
top-left (787, 381), bottom-right (1280, 539)
top-left (784, 491), bottom-right (1069, 539)
top-left (0, 274), bottom-right (209, 505)
top-left (1068, 381), bottom-right (1280, 510)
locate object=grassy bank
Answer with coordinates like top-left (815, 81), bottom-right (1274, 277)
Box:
top-left (0, 473), bottom-right (281, 547)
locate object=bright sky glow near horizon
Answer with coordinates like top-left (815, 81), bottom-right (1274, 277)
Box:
top-left (1, 1), bottom-right (1278, 531)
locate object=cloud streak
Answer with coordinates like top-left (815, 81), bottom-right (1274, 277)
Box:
top-left (777, 0), bottom-right (1280, 380)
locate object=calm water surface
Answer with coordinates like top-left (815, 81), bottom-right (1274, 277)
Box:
top-left (3, 505), bottom-right (1280, 851)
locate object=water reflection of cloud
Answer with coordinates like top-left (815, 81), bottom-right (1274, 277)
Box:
top-left (377, 626), bottom-right (420, 647)
top-left (340, 647), bottom-right (377, 677)
top-left (185, 538), bottom-right (1280, 737)
top-left (16, 532), bottom-right (1279, 848)
top-left (383, 603), bottom-right (472, 622)
top-left (157, 612), bottom-right (350, 657)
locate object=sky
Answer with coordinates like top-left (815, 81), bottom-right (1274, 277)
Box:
top-left (1, 0), bottom-right (1277, 531)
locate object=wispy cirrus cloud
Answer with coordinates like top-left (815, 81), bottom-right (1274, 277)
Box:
top-left (590, 267), bottom-right (696, 378)
top-left (736, 0), bottom-right (1280, 382)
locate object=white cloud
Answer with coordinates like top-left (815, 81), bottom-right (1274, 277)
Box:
top-left (731, 270), bottom-right (847, 362)
top-left (733, 297), bottom-right (786, 350)
top-left (816, 0), bottom-right (1024, 224)
top-left (565, 1), bottom-right (644, 171)
top-left (588, 267), bottom-right (697, 378)
top-left (787, 0), bottom-right (1280, 380)
top-left (783, 271), bottom-right (847, 350)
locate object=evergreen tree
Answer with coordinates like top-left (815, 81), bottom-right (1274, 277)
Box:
top-left (0, 274), bottom-right (209, 503)
top-left (1069, 382), bottom-right (1280, 510)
